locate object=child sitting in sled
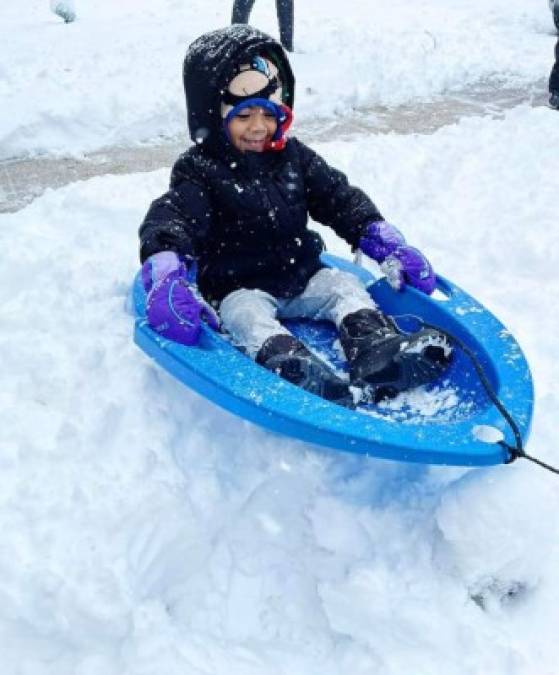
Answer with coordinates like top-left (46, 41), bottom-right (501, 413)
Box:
top-left (139, 25), bottom-right (451, 407)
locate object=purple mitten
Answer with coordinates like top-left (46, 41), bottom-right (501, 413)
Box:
top-left (142, 250), bottom-right (182, 293)
top-left (141, 252), bottom-right (219, 345)
top-left (359, 221), bottom-right (406, 262)
top-left (381, 245), bottom-right (436, 295)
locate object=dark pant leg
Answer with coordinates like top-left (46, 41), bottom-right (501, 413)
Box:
top-left (549, 39), bottom-right (559, 93)
top-left (232, 0), bottom-right (256, 24)
top-left (276, 0), bottom-right (294, 51)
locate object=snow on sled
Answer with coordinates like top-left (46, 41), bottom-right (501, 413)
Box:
top-left (132, 253), bottom-right (533, 467)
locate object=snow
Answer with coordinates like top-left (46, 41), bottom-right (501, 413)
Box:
top-left (2, 1), bottom-right (559, 674)
top-left (50, 1), bottom-right (76, 24)
top-left (0, 0), bottom-right (554, 159)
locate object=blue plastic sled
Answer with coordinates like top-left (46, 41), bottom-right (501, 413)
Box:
top-left (133, 253), bottom-right (533, 466)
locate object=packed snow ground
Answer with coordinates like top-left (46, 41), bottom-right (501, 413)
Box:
top-left (2, 2), bottom-right (559, 675)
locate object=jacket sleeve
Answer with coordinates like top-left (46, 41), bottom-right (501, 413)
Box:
top-left (138, 152), bottom-right (213, 263)
top-left (296, 139), bottom-right (384, 247)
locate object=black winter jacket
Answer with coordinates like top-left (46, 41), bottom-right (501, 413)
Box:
top-left (139, 26), bottom-right (383, 304)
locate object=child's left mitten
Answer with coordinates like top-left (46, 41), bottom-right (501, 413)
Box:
top-left (380, 245), bottom-right (436, 295)
top-left (359, 221), bottom-right (436, 295)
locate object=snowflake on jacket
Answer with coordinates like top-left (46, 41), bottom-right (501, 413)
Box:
top-left (138, 25), bottom-right (448, 407)
top-left (140, 136), bottom-right (382, 305)
top-left (139, 24), bottom-right (382, 305)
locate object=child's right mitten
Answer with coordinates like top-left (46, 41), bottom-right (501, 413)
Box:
top-left (141, 251), bottom-right (219, 345)
top-left (359, 220), bottom-right (406, 261)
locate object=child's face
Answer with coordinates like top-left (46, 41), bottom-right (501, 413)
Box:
top-left (228, 106), bottom-right (278, 153)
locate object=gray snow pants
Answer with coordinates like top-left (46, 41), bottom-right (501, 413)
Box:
top-left (219, 267), bottom-right (376, 357)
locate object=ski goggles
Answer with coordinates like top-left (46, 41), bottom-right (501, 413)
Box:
top-left (222, 56), bottom-right (279, 108)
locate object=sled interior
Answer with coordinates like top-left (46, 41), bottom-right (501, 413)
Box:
top-left (133, 253), bottom-right (533, 466)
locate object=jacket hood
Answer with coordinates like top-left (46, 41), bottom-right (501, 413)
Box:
top-left (183, 25), bottom-right (295, 155)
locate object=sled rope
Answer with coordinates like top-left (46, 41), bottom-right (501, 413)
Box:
top-left (398, 315), bottom-right (559, 475)
top-left (350, 252), bottom-right (556, 473)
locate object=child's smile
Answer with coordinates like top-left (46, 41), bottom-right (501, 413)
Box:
top-left (228, 106), bottom-right (278, 153)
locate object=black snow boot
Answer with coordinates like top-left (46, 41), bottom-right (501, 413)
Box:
top-left (256, 334), bottom-right (355, 408)
top-left (339, 309), bottom-right (451, 402)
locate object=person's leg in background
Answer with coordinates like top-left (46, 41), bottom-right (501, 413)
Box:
top-left (549, 37), bottom-right (559, 109)
top-left (231, 0), bottom-right (256, 24)
top-left (276, 0), bottom-right (294, 51)
top-left (553, 0), bottom-right (559, 32)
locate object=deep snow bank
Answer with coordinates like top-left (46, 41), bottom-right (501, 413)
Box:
top-left (1, 105), bottom-right (559, 674)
